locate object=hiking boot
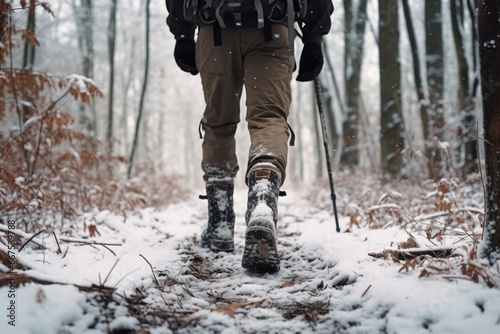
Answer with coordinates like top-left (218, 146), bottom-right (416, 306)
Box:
top-left (242, 164), bottom-right (281, 273)
top-left (201, 182), bottom-right (235, 252)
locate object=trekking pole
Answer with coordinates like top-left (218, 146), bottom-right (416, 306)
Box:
top-left (313, 76), bottom-right (341, 232)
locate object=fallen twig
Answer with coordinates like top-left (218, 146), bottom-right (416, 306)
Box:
top-left (101, 259), bottom-right (120, 286)
top-left (0, 225), bottom-right (47, 250)
top-left (59, 238), bottom-right (122, 247)
top-left (52, 232), bottom-right (62, 254)
top-left (139, 254), bottom-right (159, 286)
top-left (19, 230), bottom-right (46, 252)
top-left (361, 284), bottom-right (372, 297)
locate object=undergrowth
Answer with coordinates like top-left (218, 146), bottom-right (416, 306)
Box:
top-left (306, 169), bottom-right (500, 287)
top-left (0, 1), bottom-right (188, 235)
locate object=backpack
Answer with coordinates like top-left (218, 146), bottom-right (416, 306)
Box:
top-left (184, 0), bottom-right (307, 53)
top-left (184, 0), bottom-right (307, 29)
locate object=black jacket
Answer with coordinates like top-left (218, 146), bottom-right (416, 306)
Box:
top-left (165, 0), bottom-right (334, 44)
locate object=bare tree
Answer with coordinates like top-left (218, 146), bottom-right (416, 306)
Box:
top-left (341, 0), bottom-right (368, 169)
top-left (477, 0), bottom-right (500, 265)
top-left (73, 0), bottom-right (96, 133)
top-left (106, 0), bottom-right (118, 154)
top-left (128, 0), bottom-right (151, 179)
top-left (402, 0), bottom-right (442, 180)
top-left (22, 0), bottom-right (37, 69)
top-left (379, 0), bottom-right (404, 175)
top-left (425, 0), bottom-right (446, 179)
top-left (322, 39), bottom-right (345, 166)
top-left (450, 0), bottom-right (478, 175)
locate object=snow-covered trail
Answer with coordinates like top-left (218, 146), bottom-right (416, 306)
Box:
top-left (2, 186), bottom-right (500, 333)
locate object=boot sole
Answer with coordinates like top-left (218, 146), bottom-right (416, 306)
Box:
top-left (242, 224), bottom-right (280, 273)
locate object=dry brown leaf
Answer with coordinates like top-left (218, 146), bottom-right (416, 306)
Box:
top-left (139, 327), bottom-right (150, 334)
top-left (280, 281), bottom-right (295, 288)
top-left (178, 315), bottom-right (202, 324)
top-left (36, 288), bottom-right (46, 303)
top-left (216, 299), bottom-right (266, 318)
top-left (88, 224), bottom-right (100, 238)
top-left (398, 237), bottom-right (418, 249)
top-left (398, 258), bottom-right (419, 272)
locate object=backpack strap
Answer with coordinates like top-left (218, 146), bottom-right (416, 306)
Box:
top-left (213, 21), bottom-right (223, 46)
top-left (215, 0), bottom-right (227, 28)
top-left (264, 19), bottom-right (273, 41)
top-left (287, 0), bottom-right (295, 56)
top-left (254, 0), bottom-right (265, 29)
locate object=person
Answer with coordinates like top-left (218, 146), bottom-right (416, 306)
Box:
top-left (165, 0), bottom-right (333, 273)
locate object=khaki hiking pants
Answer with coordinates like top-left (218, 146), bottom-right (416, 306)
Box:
top-left (196, 24), bottom-right (293, 185)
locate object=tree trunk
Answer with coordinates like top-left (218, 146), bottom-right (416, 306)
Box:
top-left (323, 39), bottom-right (344, 166)
top-left (402, 0), bottom-right (436, 179)
top-left (106, 0), bottom-right (118, 155)
top-left (379, 0), bottom-right (404, 175)
top-left (425, 0), bottom-right (446, 180)
top-left (466, 0), bottom-right (480, 98)
top-left (127, 0), bottom-right (151, 179)
top-left (342, 0), bottom-right (368, 169)
top-left (80, 0), bottom-right (94, 80)
top-left (477, 0), bottom-right (500, 265)
top-left (22, 0), bottom-right (36, 69)
top-left (73, 0), bottom-right (95, 134)
top-left (120, 36), bottom-right (138, 156)
top-left (21, 0), bottom-right (37, 148)
top-left (450, 0), bottom-right (478, 175)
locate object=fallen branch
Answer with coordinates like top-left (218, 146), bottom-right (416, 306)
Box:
top-left (0, 271), bottom-right (115, 294)
top-left (368, 247), bottom-right (455, 261)
top-left (76, 283), bottom-right (116, 295)
top-left (59, 237), bottom-right (122, 247)
top-left (58, 238), bottom-right (121, 255)
top-left (0, 272), bottom-right (56, 287)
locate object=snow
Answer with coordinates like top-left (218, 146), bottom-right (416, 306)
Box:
top-left (66, 74), bottom-right (95, 93)
top-left (1, 187), bottom-right (500, 333)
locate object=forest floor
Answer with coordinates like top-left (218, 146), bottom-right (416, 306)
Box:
top-left (1, 176), bottom-right (500, 334)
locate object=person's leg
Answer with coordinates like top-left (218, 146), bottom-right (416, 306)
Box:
top-left (240, 25), bottom-right (294, 272)
top-left (196, 26), bottom-right (244, 182)
top-left (196, 26), bottom-right (245, 252)
top-left (243, 25), bottom-right (293, 183)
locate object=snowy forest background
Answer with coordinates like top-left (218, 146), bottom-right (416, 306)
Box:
top-left (2, 0), bottom-right (487, 185)
top-left (1, 0), bottom-right (500, 287)
top-left (2, 1), bottom-right (500, 332)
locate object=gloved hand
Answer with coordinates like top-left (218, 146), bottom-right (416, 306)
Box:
top-left (174, 39), bottom-right (198, 75)
top-left (296, 43), bottom-right (324, 82)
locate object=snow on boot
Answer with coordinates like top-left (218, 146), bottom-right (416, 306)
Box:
top-left (201, 182), bottom-right (235, 252)
top-left (242, 165), bottom-right (281, 273)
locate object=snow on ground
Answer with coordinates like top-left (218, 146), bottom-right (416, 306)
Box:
top-left (1, 185), bottom-right (500, 334)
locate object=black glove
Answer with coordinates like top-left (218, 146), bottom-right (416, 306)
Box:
top-left (174, 39), bottom-right (198, 75)
top-left (296, 44), bottom-right (324, 82)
